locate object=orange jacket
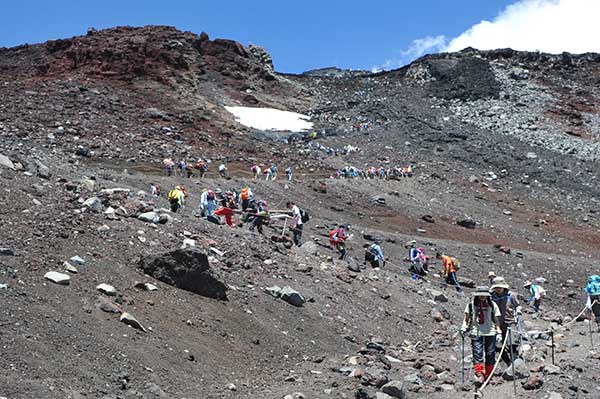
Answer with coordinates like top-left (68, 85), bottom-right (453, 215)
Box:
top-left (441, 255), bottom-right (456, 274)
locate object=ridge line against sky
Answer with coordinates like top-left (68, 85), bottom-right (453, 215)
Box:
top-left (0, 0), bottom-right (598, 73)
top-left (373, 0), bottom-right (600, 72)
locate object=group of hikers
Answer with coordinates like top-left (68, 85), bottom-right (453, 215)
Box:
top-left (162, 158), bottom-right (295, 182)
top-left (301, 141), bottom-right (361, 158)
top-left (334, 165), bottom-right (413, 179)
top-left (163, 184), bottom-right (308, 244)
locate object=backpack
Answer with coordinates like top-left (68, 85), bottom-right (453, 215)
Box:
top-left (451, 257), bottom-right (461, 271)
top-left (329, 229), bottom-right (339, 241)
top-left (300, 209), bottom-right (310, 223)
top-left (167, 189), bottom-right (179, 201)
top-left (587, 275), bottom-right (600, 296)
top-left (240, 188), bottom-right (249, 200)
top-left (207, 190), bottom-right (215, 201)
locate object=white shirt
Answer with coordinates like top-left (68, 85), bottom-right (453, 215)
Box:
top-left (292, 205), bottom-right (302, 226)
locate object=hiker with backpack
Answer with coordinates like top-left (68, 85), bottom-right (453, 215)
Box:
top-left (239, 187), bottom-right (253, 211)
top-left (364, 239), bottom-right (385, 268)
top-left (523, 280), bottom-right (545, 313)
top-left (329, 225), bottom-right (350, 260)
top-left (270, 164), bottom-right (278, 180)
top-left (150, 183), bottom-right (160, 197)
top-left (200, 189), bottom-right (217, 218)
top-left (460, 286), bottom-right (502, 385)
top-left (167, 186), bottom-right (185, 213)
top-left (218, 163), bottom-right (228, 179)
top-left (286, 201), bottom-right (304, 246)
top-left (409, 247), bottom-right (428, 279)
top-left (251, 164), bottom-right (260, 180)
top-left (437, 252), bottom-right (463, 293)
top-left (585, 275), bottom-right (600, 332)
top-left (249, 200), bottom-right (269, 234)
top-left (195, 159), bottom-right (208, 178)
top-left (164, 158), bottom-right (175, 176)
top-left (285, 166), bottom-right (292, 182)
top-left (214, 191), bottom-right (236, 229)
top-left (490, 277), bottom-right (522, 365)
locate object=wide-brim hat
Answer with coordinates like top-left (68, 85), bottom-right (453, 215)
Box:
top-left (490, 277), bottom-right (510, 290)
top-left (523, 280), bottom-right (532, 288)
top-left (488, 271), bottom-right (497, 277)
top-left (473, 286), bottom-right (491, 297)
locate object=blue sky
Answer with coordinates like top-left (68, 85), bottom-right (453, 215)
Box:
top-left (0, 0), bottom-right (565, 73)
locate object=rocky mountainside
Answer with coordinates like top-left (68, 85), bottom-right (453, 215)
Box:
top-left (1, 26), bottom-right (600, 399)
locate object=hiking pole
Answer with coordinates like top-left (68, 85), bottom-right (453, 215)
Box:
top-left (550, 328), bottom-right (555, 366)
top-left (508, 327), bottom-right (517, 396)
top-left (461, 334), bottom-right (465, 385)
top-left (589, 310), bottom-right (594, 348)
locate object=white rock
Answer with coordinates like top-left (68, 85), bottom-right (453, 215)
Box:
top-left (120, 312), bottom-right (146, 332)
top-left (44, 271), bottom-right (71, 285)
top-left (181, 238), bottom-right (196, 249)
top-left (63, 262), bottom-right (78, 273)
top-left (0, 154), bottom-right (15, 170)
top-left (70, 256), bottom-right (85, 265)
top-left (96, 283), bottom-right (117, 296)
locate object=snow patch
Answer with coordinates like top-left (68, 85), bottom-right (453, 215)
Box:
top-left (225, 106), bottom-right (313, 132)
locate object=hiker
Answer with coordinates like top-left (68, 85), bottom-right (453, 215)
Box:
top-left (523, 280), bottom-right (545, 312)
top-left (287, 201), bottom-right (303, 246)
top-left (195, 159), bottom-right (208, 178)
top-left (585, 275), bottom-right (600, 332)
top-left (239, 186), bottom-right (253, 211)
top-left (329, 225), bottom-right (350, 260)
top-left (185, 162), bottom-right (193, 178)
top-left (285, 166), bottom-right (292, 182)
top-left (437, 252), bottom-right (463, 293)
top-left (150, 183), bottom-right (160, 197)
top-left (490, 277), bottom-right (522, 365)
top-left (269, 164), bottom-right (278, 180)
top-left (408, 242), bottom-right (419, 263)
top-left (488, 272), bottom-right (497, 286)
top-left (264, 166), bottom-right (272, 181)
top-left (249, 200), bottom-right (269, 234)
top-left (460, 286), bottom-right (502, 385)
top-left (409, 247), bottom-right (428, 279)
top-left (214, 192), bottom-right (236, 229)
top-left (200, 189), bottom-right (217, 218)
top-left (164, 158), bottom-right (175, 176)
top-left (167, 186), bottom-right (185, 213)
top-left (251, 164), bottom-right (261, 180)
top-left (218, 163), bottom-right (228, 179)
top-left (178, 159), bottom-right (186, 177)
top-left (364, 239), bottom-right (385, 268)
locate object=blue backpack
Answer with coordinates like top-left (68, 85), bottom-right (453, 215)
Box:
top-left (586, 275), bottom-right (600, 296)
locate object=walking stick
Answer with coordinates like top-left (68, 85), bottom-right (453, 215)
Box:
top-left (589, 310), bottom-right (594, 348)
top-left (461, 334), bottom-right (465, 385)
top-left (508, 327), bottom-right (517, 396)
top-left (550, 328), bottom-right (555, 365)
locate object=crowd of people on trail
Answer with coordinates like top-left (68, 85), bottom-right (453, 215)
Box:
top-left (334, 165), bottom-right (413, 179)
top-left (161, 183), bottom-right (309, 245)
top-left (301, 141), bottom-right (361, 157)
top-left (162, 158), bottom-right (296, 182)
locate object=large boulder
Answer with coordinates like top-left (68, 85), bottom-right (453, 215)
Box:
top-left (381, 380), bottom-right (405, 398)
top-left (502, 358), bottom-right (530, 381)
top-left (139, 249), bottom-right (227, 300)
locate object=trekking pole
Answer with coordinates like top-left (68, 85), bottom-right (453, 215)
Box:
top-left (550, 328), bottom-right (555, 366)
top-left (461, 334), bottom-right (465, 385)
top-left (589, 310), bottom-right (594, 348)
top-left (508, 327), bottom-right (517, 396)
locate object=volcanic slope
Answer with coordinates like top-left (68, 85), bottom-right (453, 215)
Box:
top-left (1, 26), bottom-right (600, 399)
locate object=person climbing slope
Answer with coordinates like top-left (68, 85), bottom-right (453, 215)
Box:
top-left (437, 252), bottom-right (463, 293)
top-left (490, 277), bottom-right (521, 366)
top-left (460, 286), bottom-right (502, 386)
top-left (585, 275), bottom-right (600, 332)
top-left (329, 224), bottom-right (350, 260)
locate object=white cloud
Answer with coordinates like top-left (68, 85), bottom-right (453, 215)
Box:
top-left (374, 0), bottom-right (600, 71)
top-left (372, 35), bottom-right (447, 72)
top-left (446, 0), bottom-right (600, 54)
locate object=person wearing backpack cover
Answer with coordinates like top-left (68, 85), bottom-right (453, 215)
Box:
top-left (240, 187), bottom-right (253, 211)
top-left (490, 277), bottom-right (522, 365)
top-left (460, 286), bottom-right (502, 385)
top-left (286, 201), bottom-right (304, 246)
top-left (364, 239), bottom-right (385, 268)
top-left (167, 186), bottom-right (185, 213)
top-left (437, 252), bottom-right (463, 293)
top-left (329, 225), bottom-right (350, 260)
top-left (585, 275), bottom-right (600, 332)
